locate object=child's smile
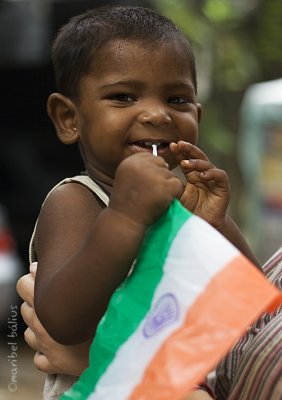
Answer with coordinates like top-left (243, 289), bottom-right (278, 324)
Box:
top-left (75, 39), bottom-right (201, 183)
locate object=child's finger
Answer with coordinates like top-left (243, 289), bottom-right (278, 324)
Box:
top-left (180, 158), bottom-right (215, 173)
top-left (183, 167), bottom-right (229, 189)
top-left (170, 141), bottom-right (209, 162)
top-left (199, 168), bottom-right (228, 181)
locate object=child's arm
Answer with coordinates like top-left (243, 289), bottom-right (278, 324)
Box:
top-left (170, 141), bottom-right (260, 267)
top-left (34, 152), bottom-right (183, 345)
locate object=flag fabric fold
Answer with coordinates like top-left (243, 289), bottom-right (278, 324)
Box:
top-left (60, 199), bottom-right (282, 400)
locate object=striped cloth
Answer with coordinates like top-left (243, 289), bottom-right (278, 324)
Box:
top-left (60, 200), bottom-right (282, 400)
top-left (213, 245), bottom-right (282, 400)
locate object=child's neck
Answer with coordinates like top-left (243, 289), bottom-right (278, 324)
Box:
top-left (84, 170), bottom-right (112, 196)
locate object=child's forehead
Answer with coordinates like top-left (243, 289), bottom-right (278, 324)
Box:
top-left (90, 38), bottom-right (193, 75)
top-left (99, 37), bottom-right (189, 57)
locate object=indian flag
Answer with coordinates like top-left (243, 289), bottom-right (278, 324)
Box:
top-left (61, 200), bottom-right (282, 400)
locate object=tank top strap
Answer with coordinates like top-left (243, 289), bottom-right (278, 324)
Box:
top-left (62, 175), bottom-right (110, 206)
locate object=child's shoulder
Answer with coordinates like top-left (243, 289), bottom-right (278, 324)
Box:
top-left (58, 175), bottom-right (110, 206)
top-left (36, 174), bottom-right (109, 231)
top-left (30, 175), bottom-right (109, 263)
top-left (43, 174), bottom-right (109, 209)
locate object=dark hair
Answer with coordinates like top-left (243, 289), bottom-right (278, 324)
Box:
top-left (51, 5), bottom-right (197, 100)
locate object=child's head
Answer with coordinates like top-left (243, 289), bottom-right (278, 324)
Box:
top-left (47, 6), bottom-right (201, 180)
top-left (51, 5), bottom-right (197, 101)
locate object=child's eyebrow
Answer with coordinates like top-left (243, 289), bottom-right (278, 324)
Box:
top-left (98, 79), bottom-right (195, 92)
top-left (97, 79), bottom-right (143, 90)
top-left (164, 81), bottom-right (195, 92)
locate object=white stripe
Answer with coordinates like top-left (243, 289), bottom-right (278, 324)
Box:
top-left (88, 216), bottom-right (239, 399)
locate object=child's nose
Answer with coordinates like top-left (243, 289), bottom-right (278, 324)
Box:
top-left (137, 105), bottom-right (172, 126)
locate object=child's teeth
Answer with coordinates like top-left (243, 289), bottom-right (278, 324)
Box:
top-left (144, 141), bottom-right (160, 146)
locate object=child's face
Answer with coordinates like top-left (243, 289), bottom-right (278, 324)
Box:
top-left (76, 39), bottom-right (201, 182)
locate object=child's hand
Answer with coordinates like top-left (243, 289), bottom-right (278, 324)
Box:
top-left (110, 152), bottom-right (183, 227)
top-left (170, 140), bottom-right (230, 229)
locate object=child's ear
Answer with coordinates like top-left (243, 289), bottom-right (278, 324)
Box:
top-left (196, 103), bottom-right (202, 123)
top-left (47, 93), bottom-right (79, 144)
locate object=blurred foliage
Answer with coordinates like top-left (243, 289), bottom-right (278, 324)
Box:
top-left (256, 0), bottom-right (282, 68)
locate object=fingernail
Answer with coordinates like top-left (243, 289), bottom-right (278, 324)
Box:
top-left (30, 262), bottom-right (37, 275)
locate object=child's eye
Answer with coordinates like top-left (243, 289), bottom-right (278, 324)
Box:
top-left (110, 94), bottom-right (136, 102)
top-left (168, 96), bottom-right (189, 105)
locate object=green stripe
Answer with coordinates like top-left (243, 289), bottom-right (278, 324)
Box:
top-left (60, 200), bottom-right (191, 399)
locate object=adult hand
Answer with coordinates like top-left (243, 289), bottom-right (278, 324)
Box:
top-left (16, 262), bottom-right (90, 376)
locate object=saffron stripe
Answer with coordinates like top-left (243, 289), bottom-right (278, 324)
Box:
top-left (129, 255), bottom-right (282, 400)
